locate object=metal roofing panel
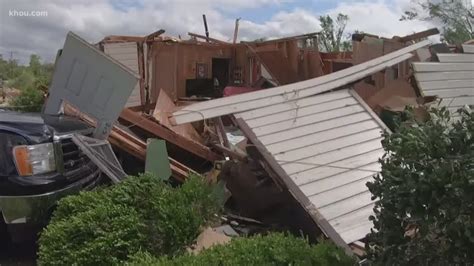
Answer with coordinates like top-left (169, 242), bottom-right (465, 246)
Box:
top-left (236, 89), bottom-right (386, 244)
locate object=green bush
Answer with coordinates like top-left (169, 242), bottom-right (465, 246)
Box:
top-left (366, 107), bottom-right (474, 264)
top-left (39, 203), bottom-right (146, 265)
top-left (38, 173), bottom-right (222, 265)
top-left (128, 233), bottom-right (356, 266)
top-left (10, 86), bottom-right (44, 112)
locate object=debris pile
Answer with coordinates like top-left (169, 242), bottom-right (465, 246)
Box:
top-left (43, 27), bottom-right (473, 256)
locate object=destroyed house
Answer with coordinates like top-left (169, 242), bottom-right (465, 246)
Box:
top-left (98, 31), bottom-right (324, 107)
top-left (47, 27), bottom-right (474, 256)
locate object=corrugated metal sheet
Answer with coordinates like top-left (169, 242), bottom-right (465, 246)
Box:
top-left (104, 42), bottom-right (141, 107)
top-left (235, 89), bottom-right (385, 244)
top-left (413, 49), bottom-right (474, 117)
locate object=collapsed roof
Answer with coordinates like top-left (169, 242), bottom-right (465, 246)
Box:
top-left (169, 40), bottom-right (431, 250)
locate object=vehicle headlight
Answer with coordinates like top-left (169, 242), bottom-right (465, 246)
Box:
top-left (13, 143), bottom-right (56, 176)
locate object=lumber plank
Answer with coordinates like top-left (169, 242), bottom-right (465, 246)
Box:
top-left (62, 103), bottom-right (191, 181)
top-left (120, 108), bottom-right (221, 162)
top-left (399, 27), bottom-right (439, 42)
top-left (171, 40), bottom-right (430, 125)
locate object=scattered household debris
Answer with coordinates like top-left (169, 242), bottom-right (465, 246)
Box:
top-left (45, 32), bottom-right (139, 139)
top-left (189, 227), bottom-right (232, 254)
top-left (72, 134), bottom-right (126, 183)
top-left (145, 139), bottom-right (172, 180)
top-left (42, 26), bottom-right (472, 257)
top-left (169, 39), bottom-right (434, 254)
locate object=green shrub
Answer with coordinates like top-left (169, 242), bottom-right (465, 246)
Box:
top-left (10, 86), bottom-right (44, 112)
top-left (38, 203), bottom-right (146, 265)
top-left (128, 233), bottom-right (356, 266)
top-left (38, 173), bottom-right (222, 265)
top-left (366, 107), bottom-right (474, 264)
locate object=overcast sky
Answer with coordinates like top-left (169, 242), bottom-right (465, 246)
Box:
top-left (0, 0), bottom-right (440, 65)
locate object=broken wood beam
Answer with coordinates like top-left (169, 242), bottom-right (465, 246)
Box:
top-left (212, 144), bottom-right (247, 161)
top-left (63, 103), bottom-right (191, 181)
top-left (120, 108), bottom-right (222, 162)
top-left (109, 126), bottom-right (189, 182)
top-left (399, 28), bottom-right (439, 43)
top-left (188, 32), bottom-right (229, 44)
top-left (145, 29), bottom-right (165, 42)
top-left (233, 18), bottom-right (240, 44)
top-left (137, 42), bottom-right (146, 105)
top-left (102, 35), bottom-right (146, 43)
top-left (202, 14), bottom-right (210, 42)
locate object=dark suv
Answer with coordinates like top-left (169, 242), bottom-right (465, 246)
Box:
top-left (0, 111), bottom-right (102, 242)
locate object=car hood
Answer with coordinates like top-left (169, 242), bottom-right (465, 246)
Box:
top-left (0, 111), bottom-right (91, 144)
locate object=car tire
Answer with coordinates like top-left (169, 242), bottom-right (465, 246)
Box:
top-left (0, 213), bottom-right (10, 248)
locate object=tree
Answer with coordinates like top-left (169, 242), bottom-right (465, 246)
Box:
top-left (366, 107), bottom-right (474, 265)
top-left (318, 13), bottom-right (351, 52)
top-left (29, 54), bottom-right (42, 76)
top-left (401, 0), bottom-right (473, 44)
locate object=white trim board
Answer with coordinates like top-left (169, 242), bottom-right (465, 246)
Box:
top-left (414, 71), bottom-right (474, 82)
top-left (418, 79), bottom-right (474, 90)
top-left (413, 62), bottom-right (474, 72)
top-left (171, 40), bottom-right (431, 125)
top-left (437, 53), bottom-right (474, 63)
top-left (462, 44), bottom-right (474, 54)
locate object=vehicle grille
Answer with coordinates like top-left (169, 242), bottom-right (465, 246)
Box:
top-left (60, 137), bottom-right (88, 171)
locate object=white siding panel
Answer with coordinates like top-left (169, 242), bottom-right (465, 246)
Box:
top-left (413, 62), bottom-right (474, 72)
top-left (245, 98), bottom-right (358, 128)
top-left (423, 88), bottom-right (474, 98)
top-left (462, 44), bottom-right (474, 54)
top-left (415, 71), bottom-right (474, 82)
top-left (309, 176), bottom-right (375, 208)
top-left (267, 120), bottom-right (379, 154)
top-left (273, 129), bottom-right (382, 162)
top-left (438, 96), bottom-right (474, 108)
top-left (281, 139), bottom-right (383, 175)
top-left (339, 220), bottom-right (374, 244)
top-left (318, 191), bottom-right (374, 220)
top-left (253, 105), bottom-right (366, 136)
top-left (290, 149), bottom-right (383, 186)
top-left (300, 166), bottom-right (378, 197)
top-left (330, 204), bottom-right (373, 233)
top-left (418, 79), bottom-right (474, 90)
top-left (437, 53), bottom-right (474, 63)
top-left (237, 91), bottom-right (350, 120)
top-left (237, 89), bottom-right (385, 244)
top-left (103, 42), bottom-right (140, 107)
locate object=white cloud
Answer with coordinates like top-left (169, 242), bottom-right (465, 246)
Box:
top-left (0, 0), bottom-right (439, 65)
top-left (326, 0), bottom-right (438, 39)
